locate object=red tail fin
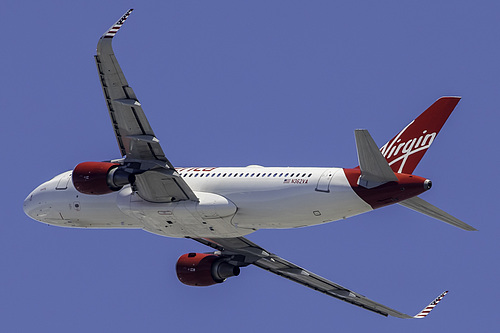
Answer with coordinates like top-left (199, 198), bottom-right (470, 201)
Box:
top-left (380, 97), bottom-right (460, 174)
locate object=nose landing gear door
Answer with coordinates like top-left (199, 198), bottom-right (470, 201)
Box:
top-left (315, 169), bottom-right (338, 192)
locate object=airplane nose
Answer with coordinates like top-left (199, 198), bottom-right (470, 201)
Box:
top-left (23, 191), bottom-right (37, 220)
top-left (23, 186), bottom-right (58, 222)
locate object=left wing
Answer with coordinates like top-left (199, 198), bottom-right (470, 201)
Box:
top-left (95, 9), bottom-right (197, 203)
top-left (193, 237), bottom-right (447, 319)
top-left (95, 9), bottom-right (163, 162)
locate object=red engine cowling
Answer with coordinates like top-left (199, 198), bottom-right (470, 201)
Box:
top-left (176, 253), bottom-right (240, 286)
top-left (72, 162), bottom-right (128, 195)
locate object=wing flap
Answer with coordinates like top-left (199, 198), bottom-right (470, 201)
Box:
top-left (134, 169), bottom-right (197, 203)
top-left (253, 254), bottom-right (412, 318)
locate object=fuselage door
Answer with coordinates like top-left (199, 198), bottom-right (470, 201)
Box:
top-left (315, 169), bottom-right (337, 192)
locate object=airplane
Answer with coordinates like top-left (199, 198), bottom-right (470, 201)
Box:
top-left (23, 9), bottom-right (475, 319)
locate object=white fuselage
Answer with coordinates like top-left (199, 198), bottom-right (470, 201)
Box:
top-left (23, 166), bottom-right (372, 238)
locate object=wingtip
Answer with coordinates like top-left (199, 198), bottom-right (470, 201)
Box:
top-left (101, 8), bottom-right (134, 39)
top-left (413, 290), bottom-right (449, 319)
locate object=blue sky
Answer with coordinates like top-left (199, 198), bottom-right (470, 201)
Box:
top-left (2, 1), bottom-right (498, 331)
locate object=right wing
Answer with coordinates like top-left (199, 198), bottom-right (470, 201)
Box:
top-left (95, 9), bottom-right (197, 203)
top-left (193, 237), bottom-right (448, 319)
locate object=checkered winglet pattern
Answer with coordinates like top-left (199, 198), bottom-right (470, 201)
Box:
top-left (414, 290), bottom-right (449, 318)
top-left (103, 9), bottom-right (134, 38)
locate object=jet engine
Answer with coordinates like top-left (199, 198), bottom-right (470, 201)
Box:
top-left (176, 253), bottom-right (240, 286)
top-left (72, 162), bottom-right (132, 195)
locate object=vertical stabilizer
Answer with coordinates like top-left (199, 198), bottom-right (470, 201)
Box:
top-left (380, 97), bottom-right (460, 174)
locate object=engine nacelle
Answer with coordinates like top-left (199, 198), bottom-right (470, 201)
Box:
top-left (72, 162), bottom-right (131, 195)
top-left (176, 253), bottom-right (240, 286)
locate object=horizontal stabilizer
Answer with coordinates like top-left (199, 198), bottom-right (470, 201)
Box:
top-left (355, 129), bottom-right (398, 188)
top-left (398, 196), bottom-right (476, 231)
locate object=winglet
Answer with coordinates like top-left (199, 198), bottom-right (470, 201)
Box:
top-left (413, 290), bottom-right (449, 318)
top-left (101, 9), bottom-right (134, 39)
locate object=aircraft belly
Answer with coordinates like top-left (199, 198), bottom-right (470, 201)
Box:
top-left (118, 188), bottom-right (250, 238)
top-left (66, 192), bottom-right (141, 229)
top-left (228, 170), bottom-right (372, 229)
